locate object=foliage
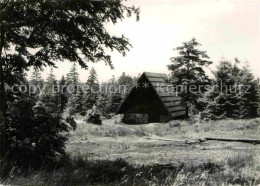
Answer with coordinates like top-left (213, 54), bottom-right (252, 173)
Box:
top-left (29, 67), bottom-right (44, 97)
top-left (201, 59), bottom-right (259, 120)
top-left (86, 105), bottom-right (102, 125)
top-left (42, 67), bottom-right (57, 96)
top-left (56, 76), bottom-right (68, 113)
top-left (67, 87), bottom-right (86, 116)
top-left (66, 63), bottom-right (79, 89)
top-left (0, 93), bottom-right (76, 174)
top-left (96, 93), bottom-right (109, 117)
top-left (118, 72), bottom-right (133, 98)
top-left (168, 38), bottom-right (212, 111)
top-left (0, 0), bottom-right (139, 176)
top-left (74, 87), bottom-right (86, 116)
top-left (258, 79), bottom-right (260, 116)
top-left (107, 92), bottom-right (123, 113)
top-left (66, 64), bottom-right (83, 115)
top-left (84, 68), bottom-right (99, 110)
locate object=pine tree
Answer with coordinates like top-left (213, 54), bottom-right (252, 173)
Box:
top-left (168, 38), bottom-right (212, 112)
top-left (238, 64), bottom-right (259, 118)
top-left (257, 79), bottom-right (260, 116)
top-left (109, 75), bottom-right (116, 84)
top-left (66, 63), bottom-right (81, 114)
top-left (66, 63), bottom-right (79, 86)
top-left (85, 68), bottom-right (99, 110)
top-left (47, 67), bottom-right (56, 84)
top-left (202, 59), bottom-right (259, 120)
top-left (39, 67), bottom-right (60, 114)
top-left (57, 76), bottom-right (68, 113)
top-left (118, 72), bottom-right (133, 86)
top-left (30, 67), bottom-right (44, 97)
top-left (106, 92), bottom-right (122, 114)
top-left (104, 75), bottom-right (123, 114)
top-left (75, 86), bottom-right (86, 115)
top-left (96, 93), bottom-right (109, 117)
top-left (67, 94), bottom-right (77, 115)
top-left (118, 72), bottom-right (133, 98)
top-left (30, 67), bottom-right (43, 86)
top-left (42, 67), bottom-right (57, 96)
top-left (66, 63), bottom-right (80, 95)
top-left (86, 68), bottom-right (99, 86)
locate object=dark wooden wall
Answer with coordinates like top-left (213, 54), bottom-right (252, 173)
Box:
top-left (118, 75), bottom-right (169, 122)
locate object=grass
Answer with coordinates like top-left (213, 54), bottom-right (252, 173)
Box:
top-left (71, 115), bottom-right (260, 139)
top-left (2, 154), bottom-right (260, 185)
top-left (2, 116), bottom-right (260, 185)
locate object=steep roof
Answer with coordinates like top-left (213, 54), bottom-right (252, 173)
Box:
top-left (143, 72), bottom-right (187, 118)
top-left (117, 72), bottom-right (187, 118)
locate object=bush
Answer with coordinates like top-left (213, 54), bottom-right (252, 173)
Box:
top-left (86, 106), bottom-right (102, 125)
top-left (0, 96), bottom-right (76, 175)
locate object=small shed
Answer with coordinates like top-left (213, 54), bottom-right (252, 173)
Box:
top-left (116, 72), bottom-right (188, 123)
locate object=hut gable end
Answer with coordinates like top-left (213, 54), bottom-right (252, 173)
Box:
top-left (116, 72), bottom-right (187, 122)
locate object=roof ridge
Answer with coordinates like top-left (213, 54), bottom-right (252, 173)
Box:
top-left (144, 71), bottom-right (167, 75)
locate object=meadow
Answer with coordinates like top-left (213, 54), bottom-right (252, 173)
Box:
top-left (3, 116), bottom-right (260, 185)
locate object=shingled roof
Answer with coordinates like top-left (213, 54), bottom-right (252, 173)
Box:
top-left (117, 72), bottom-right (187, 120)
top-left (143, 72), bottom-right (187, 118)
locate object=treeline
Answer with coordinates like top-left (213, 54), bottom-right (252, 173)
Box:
top-left (200, 60), bottom-right (259, 119)
top-left (168, 38), bottom-right (260, 120)
top-left (29, 64), bottom-right (137, 119)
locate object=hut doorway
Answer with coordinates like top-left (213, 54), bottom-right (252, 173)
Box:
top-left (148, 114), bottom-right (160, 123)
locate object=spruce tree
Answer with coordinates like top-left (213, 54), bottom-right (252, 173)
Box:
top-left (257, 79), bottom-right (260, 116)
top-left (107, 92), bottom-right (122, 114)
top-left (118, 72), bottom-right (133, 86)
top-left (57, 76), bottom-right (68, 113)
top-left (96, 93), bottom-right (109, 117)
top-left (66, 64), bottom-right (81, 114)
top-left (67, 94), bottom-right (77, 115)
top-left (238, 64), bottom-right (259, 118)
top-left (30, 67), bottom-right (43, 86)
top-left (202, 59), bottom-right (259, 119)
top-left (42, 67), bottom-right (57, 96)
top-left (85, 68), bottom-right (99, 110)
top-left (40, 68), bottom-right (59, 113)
top-left (75, 86), bottom-right (86, 115)
top-left (168, 38), bottom-right (212, 112)
top-left (105, 75), bottom-right (123, 114)
top-left (118, 72), bottom-right (133, 98)
top-left (30, 67), bottom-right (44, 97)
top-left (109, 75), bottom-right (116, 84)
top-left (66, 63), bottom-right (80, 94)
top-left (66, 63), bottom-right (79, 86)
top-left (67, 84), bottom-right (86, 116)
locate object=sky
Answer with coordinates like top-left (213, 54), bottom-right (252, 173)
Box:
top-left (29, 0), bottom-right (260, 82)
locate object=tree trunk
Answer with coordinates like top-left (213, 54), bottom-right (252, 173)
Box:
top-left (0, 57), bottom-right (6, 117)
top-left (0, 13), bottom-right (8, 177)
top-left (0, 0), bottom-right (7, 118)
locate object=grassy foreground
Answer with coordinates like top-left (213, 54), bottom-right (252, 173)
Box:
top-left (2, 116), bottom-right (260, 185)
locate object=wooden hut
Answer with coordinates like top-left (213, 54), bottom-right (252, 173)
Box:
top-left (116, 72), bottom-right (188, 124)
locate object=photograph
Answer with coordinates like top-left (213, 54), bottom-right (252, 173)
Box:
top-left (0, 0), bottom-right (260, 185)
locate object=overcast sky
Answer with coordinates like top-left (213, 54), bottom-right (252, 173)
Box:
top-left (30, 0), bottom-right (260, 82)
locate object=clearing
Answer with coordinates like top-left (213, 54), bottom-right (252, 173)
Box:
top-left (67, 117), bottom-right (260, 166)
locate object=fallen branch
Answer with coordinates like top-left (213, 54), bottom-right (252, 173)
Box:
top-left (145, 136), bottom-right (184, 142)
top-left (145, 136), bottom-right (201, 144)
top-left (204, 137), bottom-right (260, 144)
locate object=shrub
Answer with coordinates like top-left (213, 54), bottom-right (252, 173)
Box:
top-left (0, 96), bottom-right (76, 175)
top-left (86, 106), bottom-right (102, 125)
